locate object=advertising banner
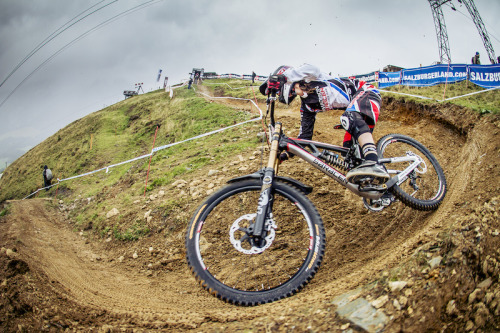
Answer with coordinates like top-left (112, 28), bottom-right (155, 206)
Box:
top-left (401, 64), bottom-right (467, 86)
top-left (378, 72), bottom-right (401, 88)
top-left (468, 64), bottom-right (500, 88)
top-left (350, 71), bottom-right (377, 83)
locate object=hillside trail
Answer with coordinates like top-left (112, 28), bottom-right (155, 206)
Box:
top-left (1, 84), bottom-right (498, 331)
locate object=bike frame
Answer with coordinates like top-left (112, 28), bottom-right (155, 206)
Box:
top-left (277, 130), bottom-right (423, 199)
top-left (282, 135), bottom-right (384, 200)
top-left (250, 80), bottom-right (423, 239)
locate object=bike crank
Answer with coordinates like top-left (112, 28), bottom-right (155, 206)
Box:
top-left (362, 192), bottom-right (395, 212)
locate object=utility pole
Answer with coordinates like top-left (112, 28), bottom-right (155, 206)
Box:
top-left (428, 0), bottom-right (452, 64)
top-left (428, 0), bottom-right (497, 64)
top-left (457, 0), bottom-right (497, 64)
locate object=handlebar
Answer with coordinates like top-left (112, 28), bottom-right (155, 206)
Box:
top-left (266, 74), bottom-right (286, 127)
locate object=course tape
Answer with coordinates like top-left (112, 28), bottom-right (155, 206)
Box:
top-left (23, 85), bottom-right (263, 200)
top-left (153, 89), bottom-right (263, 153)
top-left (379, 86), bottom-right (499, 102)
top-left (203, 82), bottom-right (250, 90)
top-left (379, 89), bottom-right (435, 100)
top-left (442, 86), bottom-right (500, 101)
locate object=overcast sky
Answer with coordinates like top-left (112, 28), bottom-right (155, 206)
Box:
top-left (0, 0), bottom-right (499, 169)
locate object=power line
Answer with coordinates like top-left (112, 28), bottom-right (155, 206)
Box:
top-left (443, 1), bottom-right (500, 43)
top-left (0, 0), bottom-right (162, 110)
top-left (0, 0), bottom-right (118, 88)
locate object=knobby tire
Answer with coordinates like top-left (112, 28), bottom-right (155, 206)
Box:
top-left (185, 179), bottom-right (326, 306)
top-left (377, 134), bottom-right (447, 211)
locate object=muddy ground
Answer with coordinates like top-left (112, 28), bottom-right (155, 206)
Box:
top-left (1, 90), bottom-right (499, 332)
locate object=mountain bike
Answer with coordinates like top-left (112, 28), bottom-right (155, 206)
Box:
top-left (185, 75), bottom-right (447, 306)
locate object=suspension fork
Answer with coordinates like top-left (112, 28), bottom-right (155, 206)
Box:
top-left (252, 123), bottom-right (282, 239)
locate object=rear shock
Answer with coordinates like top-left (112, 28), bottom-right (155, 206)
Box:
top-left (319, 151), bottom-right (350, 172)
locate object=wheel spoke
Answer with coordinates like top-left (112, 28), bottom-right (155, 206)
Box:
top-left (377, 134), bottom-right (447, 211)
top-left (186, 179), bottom-right (325, 304)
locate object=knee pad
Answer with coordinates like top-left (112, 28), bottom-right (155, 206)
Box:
top-left (340, 111), bottom-right (371, 141)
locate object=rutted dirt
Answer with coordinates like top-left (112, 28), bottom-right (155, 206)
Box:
top-left (1, 87), bottom-right (499, 332)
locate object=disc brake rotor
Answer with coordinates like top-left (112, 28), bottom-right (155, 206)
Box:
top-left (229, 213), bottom-right (277, 254)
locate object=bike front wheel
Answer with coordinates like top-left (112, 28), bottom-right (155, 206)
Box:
top-left (185, 179), bottom-right (325, 306)
top-left (377, 134), bottom-right (447, 211)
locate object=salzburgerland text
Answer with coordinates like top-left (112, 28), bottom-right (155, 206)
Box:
top-left (401, 64), bottom-right (468, 87)
top-left (469, 64), bottom-right (500, 88)
top-left (378, 64), bottom-right (500, 89)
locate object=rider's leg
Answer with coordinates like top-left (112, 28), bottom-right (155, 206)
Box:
top-left (340, 111), bottom-right (389, 184)
top-left (345, 128), bottom-right (389, 183)
top-left (357, 132), bottom-right (378, 162)
top-left (298, 108), bottom-right (317, 140)
top-left (282, 108), bottom-right (317, 161)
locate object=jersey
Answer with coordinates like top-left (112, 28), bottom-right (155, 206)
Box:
top-left (283, 64), bottom-right (380, 124)
top-left (284, 64), bottom-right (381, 142)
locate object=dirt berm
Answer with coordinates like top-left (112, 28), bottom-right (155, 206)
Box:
top-left (1, 94), bottom-right (499, 332)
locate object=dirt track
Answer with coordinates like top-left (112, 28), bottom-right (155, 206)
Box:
top-left (1, 91), bottom-right (499, 332)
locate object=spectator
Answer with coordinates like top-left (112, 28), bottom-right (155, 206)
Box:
top-left (471, 52), bottom-right (480, 65)
top-left (252, 71), bottom-right (256, 84)
top-left (42, 165), bottom-right (53, 191)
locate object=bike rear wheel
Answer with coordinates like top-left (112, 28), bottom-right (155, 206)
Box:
top-left (377, 134), bottom-right (447, 211)
top-left (185, 179), bottom-right (325, 306)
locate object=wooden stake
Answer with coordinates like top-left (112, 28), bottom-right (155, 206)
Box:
top-left (144, 126), bottom-right (159, 197)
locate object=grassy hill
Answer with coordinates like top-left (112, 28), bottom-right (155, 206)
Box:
top-left (0, 78), bottom-right (500, 331)
top-left (0, 80), bottom-right (268, 240)
top-left (0, 84), bottom-right (261, 201)
top-left (0, 78), bottom-right (498, 240)
top-left (382, 80), bottom-right (499, 114)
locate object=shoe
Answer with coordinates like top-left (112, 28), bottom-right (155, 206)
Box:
top-left (346, 160), bottom-right (390, 185)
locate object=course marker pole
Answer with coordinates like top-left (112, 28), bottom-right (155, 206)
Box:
top-left (55, 180), bottom-right (60, 197)
top-left (144, 126), bottom-right (159, 197)
top-left (442, 62), bottom-right (451, 100)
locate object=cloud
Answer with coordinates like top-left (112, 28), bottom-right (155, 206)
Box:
top-left (0, 0), bottom-right (499, 166)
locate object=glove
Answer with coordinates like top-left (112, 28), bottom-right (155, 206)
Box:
top-left (259, 74), bottom-right (288, 96)
top-left (268, 80), bottom-right (281, 91)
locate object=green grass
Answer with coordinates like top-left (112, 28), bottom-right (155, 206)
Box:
top-left (0, 86), bottom-right (258, 202)
top-left (0, 206), bottom-right (10, 217)
top-left (3, 77), bottom-right (494, 243)
top-left (200, 79), bottom-right (266, 101)
top-left (0, 82), bottom-right (265, 241)
top-left (382, 80), bottom-right (500, 114)
top-left (113, 220), bottom-right (150, 241)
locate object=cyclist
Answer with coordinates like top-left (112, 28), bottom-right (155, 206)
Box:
top-left (260, 64), bottom-right (389, 185)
